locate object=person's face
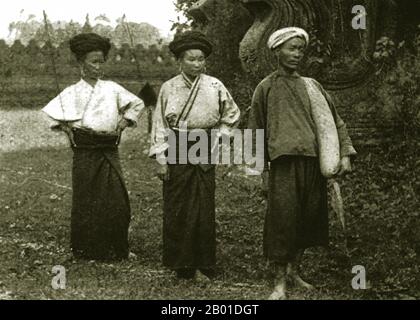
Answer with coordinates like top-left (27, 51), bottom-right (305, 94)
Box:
top-left (273, 37), bottom-right (306, 71)
top-left (179, 49), bottom-right (206, 77)
top-left (80, 50), bottom-right (105, 80)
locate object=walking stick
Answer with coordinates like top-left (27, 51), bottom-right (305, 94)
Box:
top-left (43, 10), bottom-right (76, 147)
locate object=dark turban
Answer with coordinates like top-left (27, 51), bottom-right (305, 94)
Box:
top-left (69, 33), bottom-right (111, 61)
top-left (169, 31), bottom-right (213, 59)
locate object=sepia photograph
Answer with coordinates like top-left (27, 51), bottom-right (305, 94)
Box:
top-left (0, 0), bottom-right (419, 303)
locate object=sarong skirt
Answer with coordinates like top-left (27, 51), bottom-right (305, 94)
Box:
top-left (162, 130), bottom-right (216, 270)
top-left (70, 128), bottom-right (131, 261)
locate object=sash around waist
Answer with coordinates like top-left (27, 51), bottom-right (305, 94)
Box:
top-left (165, 129), bottom-right (222, 166)
top-left (71, 127), bottom-right (119, 149)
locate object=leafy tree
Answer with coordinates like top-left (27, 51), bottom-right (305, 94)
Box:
top-left (95, 14), bottom-right (111, 24)
top-left (112, 16), bottom-right (162, 48)
top-left (92, 24), bottom-right (113, 39)
top-left (173, 0), bottom-right (254, 114)
top-left (172, 0), bottom-right (197, 32)
top-left (373, 29), bottom-right (420, 138)
top-left (8, 15), bottom-right (42, 46)
top-left (5, 14), bottom-right (165, 48)
top-left (0, 40), bottom-right (12, 92)
top-left (0, 15), bottom-right (178, 79)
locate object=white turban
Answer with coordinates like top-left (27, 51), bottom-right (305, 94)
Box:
top-left (267, 27), bottom-right (309, 50)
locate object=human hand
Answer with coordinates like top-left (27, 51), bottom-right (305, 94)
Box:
top-left (337, 156), bottom-right (352, 176)
top-left (117, 118), bottom-right (131, 133)
top-left (60, 124), bottom-right (76, 147)
top-left (157, 164), bottom-right (169, 182)
top-left (261, 170), bottom-right (269, 198)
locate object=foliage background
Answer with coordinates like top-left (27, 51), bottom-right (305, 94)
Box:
top-left (174, 0), bottom-right (420, 144)
top-left (0, 14), bottom-right (178, 110)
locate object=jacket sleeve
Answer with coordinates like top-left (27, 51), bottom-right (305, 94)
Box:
top-left (217, 82), bottom-right (241, 135)
top-left (315, 80), bottom-right (357, 158)
top-left (248, 83), bottom-right (269, 170)
top-left (149, 84), bottom-right (170, 162)
top-left (116, 83), bottom-right (146, 128)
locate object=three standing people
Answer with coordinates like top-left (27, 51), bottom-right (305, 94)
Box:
top-left (42, 28), bottom-right (356, 299)
top-left (42, 33), bottom-right (145, 261)
top-left (149, 31), bottom-right (241, 281)
top-left (248, 27), bottom-right (357, 299)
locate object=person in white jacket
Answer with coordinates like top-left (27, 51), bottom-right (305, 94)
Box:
top-left (42, 33), bottom-right (145, 261)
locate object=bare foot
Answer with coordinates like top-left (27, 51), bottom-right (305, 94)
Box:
top-left (194, 270), bottom-right (211, 284)
top-left (287, 263), bottom-right (315, 290)
top-left (268, 283), bottom-right (287, 300)
top-left (289, 273), bottom-right (315, 290)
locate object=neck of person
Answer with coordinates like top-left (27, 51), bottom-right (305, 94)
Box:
top-left (277, 64), bottom-right (297, 77)
top-left (182, 72), bottom-right (198, 83)
top-left (82, 76), bottom-right (99, 88)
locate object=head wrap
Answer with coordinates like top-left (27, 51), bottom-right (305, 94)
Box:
top-left (267, 27), bottom-right (309, 50)
top-left (69, 33), bottom-right (111, 61)
top-left (169, 31), bottom-right (213, 59)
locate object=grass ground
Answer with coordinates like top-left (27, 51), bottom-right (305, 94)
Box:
top-left (0, 109), bottom-right (419, 300)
